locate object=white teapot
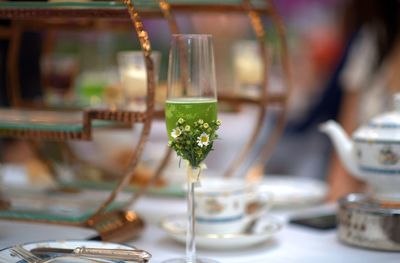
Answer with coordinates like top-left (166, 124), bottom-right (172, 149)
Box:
top-left (320, 94), bottom-right (400, 202)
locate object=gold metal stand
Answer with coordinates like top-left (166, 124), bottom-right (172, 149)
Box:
top-left (0, 0), bottom-right (156, 242)
top-left (0, 0), bottom-right (292, 241)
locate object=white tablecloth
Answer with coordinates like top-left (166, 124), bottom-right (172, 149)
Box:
top-left (0, 196), bottom-right (398, 263)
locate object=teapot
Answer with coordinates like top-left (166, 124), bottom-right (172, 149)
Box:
top-left (320, 94), bottom-right (400, 202)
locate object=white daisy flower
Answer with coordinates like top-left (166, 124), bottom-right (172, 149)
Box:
top-left (197, 132), bottom-right (210, 147)
top-left (171, 128), bottom-right (182, 139)
top-left (184, 125), bottom-right (191, 131)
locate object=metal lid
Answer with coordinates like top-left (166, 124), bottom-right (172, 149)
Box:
top-left (339, 193), bottom-right (400, 215)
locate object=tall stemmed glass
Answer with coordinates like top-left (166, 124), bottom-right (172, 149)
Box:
top-left (164, 34), bottom-right (220, 263)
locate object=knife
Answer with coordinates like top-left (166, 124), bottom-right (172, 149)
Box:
top-left (30, 247), bottom-right (151, 262)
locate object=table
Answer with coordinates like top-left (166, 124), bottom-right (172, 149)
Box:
top-left (0, 196), bottom-right (398, 263)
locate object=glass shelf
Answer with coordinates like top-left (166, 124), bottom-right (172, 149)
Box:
top-left (0, 108), bottom-right (146, 140)
top-left (0, 109), bottom-right (93, 132)
top-left (0, 0), bottom-right (269, 19)
top-left (60, 179), bottom-right (184, 198)
top-left (0, 0), bottom-right (267, 9)
top-left (0, 187), bottom-right (127, 223)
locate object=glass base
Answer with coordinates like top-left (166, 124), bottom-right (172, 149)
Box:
top-left (161, 258), bottom-right (219, 263)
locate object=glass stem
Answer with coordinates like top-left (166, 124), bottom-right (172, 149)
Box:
top-left (186, 167), bottom-right (196, 263)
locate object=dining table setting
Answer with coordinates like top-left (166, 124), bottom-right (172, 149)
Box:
top-left (0, 188), bottom-right (399, 263)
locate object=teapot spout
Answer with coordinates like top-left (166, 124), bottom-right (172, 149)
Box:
top-left (319, 120), bottom-right (362, 179)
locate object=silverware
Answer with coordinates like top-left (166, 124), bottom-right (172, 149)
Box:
top-left (31, 247), bottom-right (151, 262)
top-left (10, 245), bottom-right (115, 263)
top-left (10, 245), bottom-right (42, 263)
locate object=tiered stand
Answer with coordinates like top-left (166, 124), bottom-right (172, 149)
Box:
top-left (0, 0), bottom-right (291, 241)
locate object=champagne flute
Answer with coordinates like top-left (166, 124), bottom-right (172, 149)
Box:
top-left (164, 34), bottom-right (220, 263)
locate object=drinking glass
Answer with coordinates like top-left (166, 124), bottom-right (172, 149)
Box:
top-left (164, 34), bottom-right (219, 263)
top-left (41, 53), bottom-right (79, 106)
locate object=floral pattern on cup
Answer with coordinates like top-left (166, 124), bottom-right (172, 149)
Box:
top-left (193, 177), bottom-right (272, 235)
top-left (203, 198), bottom-right (225, 214)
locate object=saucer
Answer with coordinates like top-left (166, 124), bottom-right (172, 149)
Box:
top-left (160, 215), bottom-right (282, 249)
top-left (260, 176), bottom-right (328, 208)
top-left (0, 240), bottom-right (134, 262)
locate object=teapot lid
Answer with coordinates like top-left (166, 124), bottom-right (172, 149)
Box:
top-left (353, 94), bottom-right (400, 141)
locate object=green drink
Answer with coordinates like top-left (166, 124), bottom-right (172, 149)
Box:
top-left (163, 34), bottom-right (219, 263)
top-left (165, 98), bottom-right (217, 140)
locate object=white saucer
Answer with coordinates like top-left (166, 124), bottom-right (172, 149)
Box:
top-left (0, 240), bottom-right (134, 262)
top-left (260, 176), bottom-right (328, 208)
top-left (160, 215), bottom-right (282, 249)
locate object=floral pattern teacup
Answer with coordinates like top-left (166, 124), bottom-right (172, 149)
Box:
top-left (194, 177), bottom-right (272, 235)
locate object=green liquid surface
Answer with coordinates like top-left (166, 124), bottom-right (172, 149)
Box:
top-left (165, 98), bottom-right (217, 140)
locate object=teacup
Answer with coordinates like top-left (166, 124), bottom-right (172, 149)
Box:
top-left (194, 177), bottom-right (272, 235)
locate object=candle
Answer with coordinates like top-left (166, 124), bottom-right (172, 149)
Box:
top-left (233, 41), bottom-right (263, 86)
top-left (121, 66), bottom-right (148, 99)
top-left (117, 51), bottom-right (161, 110)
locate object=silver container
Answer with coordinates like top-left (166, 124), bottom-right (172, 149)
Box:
top-left (338, 193), bottom-right (400, 251)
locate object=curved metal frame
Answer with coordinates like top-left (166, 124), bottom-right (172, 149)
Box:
top-left (224, 0), bottom-right (292, 177)
top-left (223, 0), bottom-right (269, 177)
top-left (127, 0), bottom-right (178, 207)
top-left (254, 0), bottom-right (292, 168)
top-left (87, 0), bottom-right (156, 222)
top-left (0, 1), bottom-right (156, 239)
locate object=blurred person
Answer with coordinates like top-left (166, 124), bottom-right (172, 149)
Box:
top-left (327, 0), bottom-right (400, 201)
top-left (263, 0), bottom-right (344, 180)
top-left (265, 0), bottom-right (400, 203)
